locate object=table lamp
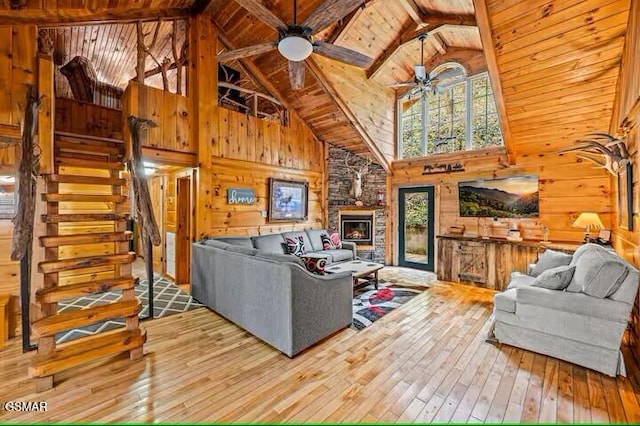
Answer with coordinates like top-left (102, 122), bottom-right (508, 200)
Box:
top-left (572, 212), bottom-right (604, 243)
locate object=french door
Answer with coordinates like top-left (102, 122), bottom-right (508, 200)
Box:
top-left (398, 187), bottom-right (435, 271)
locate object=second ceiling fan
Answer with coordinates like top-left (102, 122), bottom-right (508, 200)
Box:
top-left (217, 0), bottom-right (374, 90)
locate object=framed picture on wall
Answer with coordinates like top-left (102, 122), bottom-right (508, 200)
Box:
top-left (268, 178), bottom-right (308, 222)
top-left (618, 163), bottom-right (633, 231)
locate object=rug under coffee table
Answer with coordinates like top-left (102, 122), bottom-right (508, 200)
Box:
top-left (325, 260), bottom-right (384, 289)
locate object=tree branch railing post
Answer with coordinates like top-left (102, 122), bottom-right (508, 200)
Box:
top-left (126, 116), bottom-right (161, 319)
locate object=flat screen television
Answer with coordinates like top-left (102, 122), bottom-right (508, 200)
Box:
top-left (458, 175), bottom-right (539, 218)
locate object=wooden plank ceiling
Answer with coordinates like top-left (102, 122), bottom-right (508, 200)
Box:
top-left (482, 0), bottom-right (630, 155)
top-left (48, 20), bottom-right (187, 98)
top-left (211, 0), bottom-right (484, 164)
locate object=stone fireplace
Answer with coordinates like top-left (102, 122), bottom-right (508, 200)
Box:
top-left (340, 212), bottom-right (374, 246)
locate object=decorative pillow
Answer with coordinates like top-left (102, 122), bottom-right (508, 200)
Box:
top-left (321, 233), bottom-right (337, 250)
top-left (303, 256), bottom-right (327, 275)
top-left (285, 236), bottom-right (307, 257)
top-left (530, 265), bottom-right (576, 291)
top-left (530, 249), bottom-right (572, 277)
top-left (568, 249), bottom-right (629, 298)
top-left (329, 232), bottom-right (342, 250)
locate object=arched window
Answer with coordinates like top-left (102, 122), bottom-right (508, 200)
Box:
top-left (398, 63), bottom-right (504, 159)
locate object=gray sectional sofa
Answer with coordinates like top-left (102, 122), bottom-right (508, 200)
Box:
top-left (191, 229), bottom-right (357, 357)
top-left (493, 243), bottom-right (639, 376)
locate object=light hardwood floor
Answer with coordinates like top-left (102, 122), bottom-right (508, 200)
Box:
top-left (1, 274), bottom-right (640, 423)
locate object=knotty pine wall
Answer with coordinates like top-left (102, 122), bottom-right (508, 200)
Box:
top-left (388, 147), bottom-right (612, 264)
top-left (610, 0), bottom-right (639, 363)
top-left (0, 24), bottom-right (36, 337)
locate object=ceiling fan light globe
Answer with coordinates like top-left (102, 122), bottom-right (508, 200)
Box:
top-left (414, 65), bottom-right (426, 80)
top-left (278, 36), bottom-right (313, 61)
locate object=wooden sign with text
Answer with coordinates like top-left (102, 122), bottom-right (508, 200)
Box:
top-left (227, 188), bottom-right (256, 204)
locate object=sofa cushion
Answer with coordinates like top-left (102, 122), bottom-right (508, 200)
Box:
top-left (226, 245), bottom-right (259, 256)
top-left (285, 235), bottom-right (307, 256)
top-left (568, 249), bottom-right (629, 298)
top-left (202, 239), bottom-right (230, 250)
top-left (214, 237), bottom-right (254, 248)
top-left (305, 229), bottom-right (328, 252)
top-left (494, 288), bottom-right (517, 313)
top-left (507, 274), bottom-right (536, 290)
top-left (255, 252), bottom-right (305, 267)
top-left (302, 256), bottom-right (327, 275)
top-left (315, 249), bottom-right (353, 263)
top-left (282, 231), bottom-right (313, 253)
top-left (569, 243), bottom-right (603, 266)
top-left (530, 249), bottom-right (572, 277)
top-left (531, 265), bottom-right (576, 291)
top-left (251, 234), bottom-right (287, 254)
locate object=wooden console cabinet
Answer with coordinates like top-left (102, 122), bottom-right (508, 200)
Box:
top-left (437, 235), bottom-right (579, 291)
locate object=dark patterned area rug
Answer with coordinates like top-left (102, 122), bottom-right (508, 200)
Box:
top-left (56, 276), bottom-right (204, 344)
top-left (352, 280), bottom-right (428, 330)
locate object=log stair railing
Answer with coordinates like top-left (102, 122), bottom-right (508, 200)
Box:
top-left (29, 131), bottom-right (145, 392)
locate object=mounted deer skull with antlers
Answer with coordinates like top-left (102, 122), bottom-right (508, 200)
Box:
top-left (344, 153), bottom-right (372, 200)
top-left (559, 132), bottom-right (632, 176)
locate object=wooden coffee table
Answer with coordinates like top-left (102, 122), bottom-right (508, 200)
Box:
top-left (325, 260), bottom-right (384, 289)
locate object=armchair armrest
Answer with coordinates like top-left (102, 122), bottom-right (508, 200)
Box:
top-left (340, 241), bottom-right (358, 260)
top-left (516, 286), bottom-right (632, 324)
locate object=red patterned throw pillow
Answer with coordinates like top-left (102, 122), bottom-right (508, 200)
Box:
top-left (320, 233), bottom-right (333, 250)
top-left (303, 256), bottom-right (327, 275)
top-left (286, 236), bottom-right (307, 257)
top-left (329, 232), bottom-right (342, 249)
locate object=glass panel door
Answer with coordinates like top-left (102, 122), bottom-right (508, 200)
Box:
top-left (398, 187), bottom-right (435, 271)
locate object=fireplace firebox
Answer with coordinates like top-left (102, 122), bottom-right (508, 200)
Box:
top-left (340, 213), bottom-right (374, 245)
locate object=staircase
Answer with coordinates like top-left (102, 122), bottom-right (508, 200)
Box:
top-left (30, 131), bottom-right (145, 391)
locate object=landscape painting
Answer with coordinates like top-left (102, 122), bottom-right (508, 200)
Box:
top-left (459, 176), bottom-right (539, 218)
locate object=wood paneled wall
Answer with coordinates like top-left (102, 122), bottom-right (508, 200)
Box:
top-left (610, 0), bottom-right (640, 363)
top-left (55, 97), bottom-right (122, 139)
top-left (389, 147), bottom-right (612, 263)
top-left (0, 24), bottom-right (36, 337)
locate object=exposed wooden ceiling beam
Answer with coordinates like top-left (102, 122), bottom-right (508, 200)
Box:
top-left (366, 22), bottom-right (442, 80)
top-left (0, 7), bottom-right (191, 26)
top-left (213, 22), bottom-right (290, 110)
top-left (430, 33), bottom-right (447, 55)
top-left (306, 57), bottom-right (391, 172)
top-left (324, 0), bottom-right (376, 44)
top-left (472, 0), bottom-right (514, 164)
top-left (366, 13), bottom-right (476, 80)
top-left (398, 0), bottom-right (424, 25)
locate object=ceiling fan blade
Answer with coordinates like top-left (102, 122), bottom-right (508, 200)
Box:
top-left (288, 60), bottom-right (306, 90)
top-left (313, 41), bottom-right (373, 68)
top-left (303, 0), bottom-right (364, 34)
top-left (235, 0), bottom-right (287, 30)
top-left (433, 68), bottom-right (465, 81)
top-left (217, 42), bottom-right (277, 62)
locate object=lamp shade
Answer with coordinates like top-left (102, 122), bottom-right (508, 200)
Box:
top-left (572, 212), bottom-right (604, 231)
top-left (278, 36), bottom-right (313, 61)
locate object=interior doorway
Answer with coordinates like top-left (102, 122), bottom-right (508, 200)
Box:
top-left (147, 175), bottom-right (165, 276)
top-left (398, 187), bottom-right (435, 271)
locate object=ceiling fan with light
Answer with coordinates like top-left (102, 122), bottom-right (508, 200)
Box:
top-left (389, 33), bottom-right (466, 95)
top-left (217, 0), bottom-right (374, 90)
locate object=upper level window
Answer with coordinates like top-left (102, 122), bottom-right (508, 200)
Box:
top-left (398, 63), bottom-right (504, 159)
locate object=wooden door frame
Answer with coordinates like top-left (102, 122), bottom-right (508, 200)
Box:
top-left (175, 174), bottom-right (192, 285)
top-left (148, 174), bottom-right (166, 276)
top-left (398, 186), bottom-right (436, 271)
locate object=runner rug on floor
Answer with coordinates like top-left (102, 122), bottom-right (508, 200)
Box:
top-left (56, 276), bottom-right (204, 344)
top-left (352, 280), bottom-right (428, 331)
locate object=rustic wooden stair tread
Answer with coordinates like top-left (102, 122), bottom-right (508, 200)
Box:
top-left (39, 252), bottom-right (136, 274)
top-left (36, 277), bottom-right (138, 303)
top-left (40, 231), bottom-right (133, 247)
top-left (47, 174), bottom-right (126, 186)
top-left (42, 194), bottom-right (127, 203)
top-left (55, 139), bottom-right (124, 156)
top-left (55, 131), bottom-right (123, 145)
top-left (41, 213), bottom-right (129, 223)
top-left (56, 157), bottom-right (124, 170)
top-left (31, 299), bottom-right (142, 338)
top-left (30, 327), bottom-right (147, 378)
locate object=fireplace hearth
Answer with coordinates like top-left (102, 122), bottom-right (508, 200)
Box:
top-left (340, 213), bottom-right (374, 246)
